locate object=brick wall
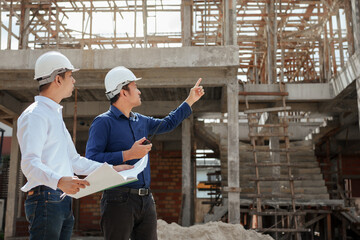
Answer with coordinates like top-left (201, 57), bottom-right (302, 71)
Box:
top-left (77, 192), bottom-right (102, 235)
top-left (150, 150), bottom-right (182, 224)
top-left (73, 150), bottom-right (183, 234)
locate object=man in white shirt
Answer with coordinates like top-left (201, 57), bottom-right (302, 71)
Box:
top-left (17, 51), bottom-right (132, 240)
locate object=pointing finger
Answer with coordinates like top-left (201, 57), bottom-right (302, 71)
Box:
top-left (194, 78), bottom-right (202, 87)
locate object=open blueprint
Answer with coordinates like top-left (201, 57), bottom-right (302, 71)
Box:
top-left (68, 155), bottom-right (148, 199)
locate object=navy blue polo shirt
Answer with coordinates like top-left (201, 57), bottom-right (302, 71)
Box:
top-left (85, 102), bottom-right (192, 189)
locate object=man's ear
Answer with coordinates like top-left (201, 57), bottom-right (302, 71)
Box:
top-left (54, 75), bottom-right (62, 86)
top-left (120, 89), bottom-right (126, 97)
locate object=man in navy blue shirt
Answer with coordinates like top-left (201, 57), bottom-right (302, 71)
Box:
top-left (86, 66), bottom-right (204, 240)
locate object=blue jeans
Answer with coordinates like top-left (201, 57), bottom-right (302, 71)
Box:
top-left (25, 185), bottom-right (74, 240)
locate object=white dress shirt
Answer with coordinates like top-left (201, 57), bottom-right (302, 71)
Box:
top-left (18, 96), bottom-right (102, 192)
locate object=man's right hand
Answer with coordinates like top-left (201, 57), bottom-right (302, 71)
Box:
top-left (123, 137), bottom-right (152, 161)
top-left (57, 176), bottom-right (89, 195)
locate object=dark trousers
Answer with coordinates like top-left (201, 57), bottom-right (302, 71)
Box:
top-left (25, 185), bottom-right (74, 240)
top-left (100, 189), bottom-right (157, 240)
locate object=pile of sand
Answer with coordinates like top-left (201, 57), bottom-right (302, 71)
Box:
top-left (157, 220), bottom-right (274, 240)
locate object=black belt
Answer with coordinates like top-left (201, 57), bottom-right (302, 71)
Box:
top-left (107, 187), bottom-right (151, 196)
top-left (28, 185), bottom-right (62, 196)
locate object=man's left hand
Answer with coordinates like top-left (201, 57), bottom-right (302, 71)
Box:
top-left (185, 78), bottom-right (205, 107)
top-left (113, 164), bottom-right (134, 172)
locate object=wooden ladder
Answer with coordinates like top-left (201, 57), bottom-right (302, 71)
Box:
top-left (240, 83), bottom-right (308, 239)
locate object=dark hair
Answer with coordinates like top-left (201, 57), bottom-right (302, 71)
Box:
top-left (110, 83), bottom-right (130, 105)
top-left (38, 72), bottom-right (67, 93)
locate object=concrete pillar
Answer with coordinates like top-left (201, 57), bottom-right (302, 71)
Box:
top-left (181, 118), bottom-right (193, 226)
top-left (351, 0), bottom-right (360, 51)
top-left (266, 1), bottom-right (277, 83)
top-left (5, 119), bottom-right (20, 239)
top-left (19, 0), bottom-right (30, 49)
top-left (181, 0), bottom-right (192, 46)
top-left (227, 81), bottom-right (240, 223)
top-left (269, 113), bottom-right (281, 196)
top-left (224, 0), bottom-right (237, 45)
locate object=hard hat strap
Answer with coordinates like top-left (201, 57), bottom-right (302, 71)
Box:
top-left (105, 80), bottom-right (131, 100)
top-left (36, 68), bottom-right (68, 86)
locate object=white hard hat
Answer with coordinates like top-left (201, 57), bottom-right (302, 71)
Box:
top-left (34, 51), bottom-right (79, 86)
top-left (105, 66), bottom-right (141, 100)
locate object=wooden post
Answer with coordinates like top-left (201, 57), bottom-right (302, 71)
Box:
top-left (89, 0), bottom-right (93, 48)
top-left (181, 0), bottom-right (192, 46)
top-left (327, 213), bottom-right (332, 240)
top-left (134, 0), bottom-right (137, 48)
top-left (181, 118), bottom-right (193, 226)
top-left (227, 81), bottom-right (240, 223)
top-left (4, 119), bottom-right (20, 239)
top-left (142, 0), bottom-right (148, 48)
top-left (7, 0), bottom-right (13, 49)
top-left (56, 7), bottom-right (59, 48)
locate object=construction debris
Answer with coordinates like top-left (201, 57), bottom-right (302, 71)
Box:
top-left (157, 219), bottom-right (273, 240)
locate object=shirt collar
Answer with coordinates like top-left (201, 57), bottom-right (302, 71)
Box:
top-left (35, 96), bottom-right (63, 111)
top-left (110, 105), bottom-right (138, 121)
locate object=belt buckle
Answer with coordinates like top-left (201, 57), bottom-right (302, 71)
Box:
top-left (138, 188), bottom-right (148, 196)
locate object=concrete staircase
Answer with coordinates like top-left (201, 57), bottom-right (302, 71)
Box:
top-left (238, 141), bottom-right (329, 200)
top-left (217, 138), bottom-right (329, 201)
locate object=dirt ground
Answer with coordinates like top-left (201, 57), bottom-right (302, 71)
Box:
top-left (157, 220), bottom-right (274, 240)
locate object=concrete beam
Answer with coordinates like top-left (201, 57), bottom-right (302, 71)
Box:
top-left (210, 122), bottom-right (321, 141)
top-left (0, 67), bottom-right (234, 90)
top-left (239, 83), bottom-right (333, 102)
top-left (65, 100), bottom-right (220, 118)
top-left (0, 47), bottom-right (239, 71)
top-left (20, 100), bottom-right (222, 118)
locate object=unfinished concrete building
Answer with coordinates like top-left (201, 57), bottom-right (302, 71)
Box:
top-left (0, 0), bottom-right (360, 239)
